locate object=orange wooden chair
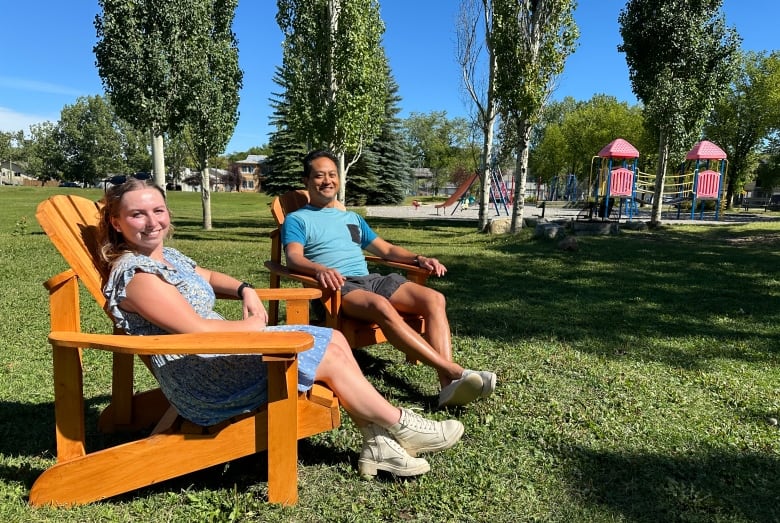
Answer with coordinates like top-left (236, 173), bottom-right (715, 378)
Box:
top-left (31, 194), bottom-right (340, 507)
top-left (264, 190), bottom-right (430, 358)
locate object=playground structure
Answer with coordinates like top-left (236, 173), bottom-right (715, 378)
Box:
top-left (635, 140), bottom-right (727, 221)
top-left (585, 138), bottom-right (640, 221)
top-left (680, 140), bottom-right (727, 220)
top-left (435, 166), bottom-right (511, 216)
top-left (435, 173), bottom-right (478, 215)
top-left (582, 138), bottom-right (728, 222)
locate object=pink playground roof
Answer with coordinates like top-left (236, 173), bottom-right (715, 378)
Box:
top-left (686, 140), bottom-right (727, 160)
top-left (598, 138), bottom-right (639, 159)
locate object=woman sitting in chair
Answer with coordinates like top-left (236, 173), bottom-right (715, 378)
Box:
top-left (97, 178), bottom-right (464, 478)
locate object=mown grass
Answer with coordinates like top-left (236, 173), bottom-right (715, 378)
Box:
top-left (1, 186), bottom-right (780, 522)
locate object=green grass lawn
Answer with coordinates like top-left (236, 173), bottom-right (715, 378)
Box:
top-left (2, 186), bottom-right (780, 522)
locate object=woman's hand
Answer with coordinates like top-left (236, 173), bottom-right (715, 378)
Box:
top-left (242, 314), bottom-right (268, 331)
top-left (242, 289), bottom-right (268, 326)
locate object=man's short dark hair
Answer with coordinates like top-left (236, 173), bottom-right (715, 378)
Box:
top-left (302, 150), bottom-right (338, 178)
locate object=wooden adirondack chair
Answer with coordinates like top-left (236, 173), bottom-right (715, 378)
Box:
top-left (264, 190), bottom-right (430, 357)
top-left (31, 194), bottom-right (340, 507)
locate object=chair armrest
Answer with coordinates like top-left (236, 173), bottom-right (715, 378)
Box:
top-left (216, 286), bottom-right (321, 301)
top-left (48, 331), bottom-right (314, 357)
top-left (266, 259), bottom-right (431, 283)
top-left (364, 256), bottom-right (432, 278)
top-left (264, 261), bottom-right (320, 287)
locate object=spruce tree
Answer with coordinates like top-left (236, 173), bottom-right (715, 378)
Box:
top-left (366, 75), bottom-right (412, 205)
top-left (265, 67), bottom-right (308, 195)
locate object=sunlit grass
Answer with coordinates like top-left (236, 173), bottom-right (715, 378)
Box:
top-left (2, 186), bottom-right (780, 521)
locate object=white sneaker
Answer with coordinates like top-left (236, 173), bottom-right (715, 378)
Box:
top-left (388, 408), bottom-right (465, 457)
top-left (462, 369), bottom-right (497, 398)
top-left (438, 372), bottom-right (483, 407)
top-left (358, 424), bottom-right (430, 477)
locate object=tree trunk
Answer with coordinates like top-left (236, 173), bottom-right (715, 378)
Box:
top-left (336, 151), bottom-right (347, 203)
top-left (650, 131), bottom-right (669, 226)
top-left (724, 155), bottom-right (747, 210)
top-left (151, 133), bottom-right (166, 193)
top-left (510, 120), bottom-right (532, 233)
top-left (478, 108), bottom-right (497, 231)
top-left (201, 167), bottom-right (212, 230)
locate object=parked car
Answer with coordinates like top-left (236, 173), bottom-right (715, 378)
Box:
top-left (59, 181), bottom-right (81, 188)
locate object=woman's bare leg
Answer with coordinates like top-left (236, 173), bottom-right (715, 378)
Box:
top-left (313, 330), bottom-right (401, 428)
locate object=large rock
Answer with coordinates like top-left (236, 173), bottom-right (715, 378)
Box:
top-left (534, 222), bottom-right (564, 239)
top-left (558, 236), bottom-right (578, 251)
top-left (488, 218), bottom-right (512, 234)
top-left (571, 221), bottom-right (619, 235)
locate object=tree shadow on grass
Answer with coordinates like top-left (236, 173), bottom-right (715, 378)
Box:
top-left (108, 438), bottom-right (358, 504)
top-left (437, 225), bottom-right (780, 369)
top-left (559, 444), bottom-right (780, 522)
top-left (352, 348), bottom-right (442, 410)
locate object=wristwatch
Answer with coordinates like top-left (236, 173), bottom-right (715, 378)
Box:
top-left (237, 281), bottom-right (254, 298)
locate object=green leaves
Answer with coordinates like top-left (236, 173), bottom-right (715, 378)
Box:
top-left (95, 0), bottom-right (242, 146)
top-left (618, 0), bottom-right (740, 144)
top-left (276, 0), bottom-right (387, 159)
top-left (491, 0), bottom-right (578, 121)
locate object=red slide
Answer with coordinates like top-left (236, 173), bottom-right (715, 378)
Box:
top-left (434, 173), bottom-right (479, 214)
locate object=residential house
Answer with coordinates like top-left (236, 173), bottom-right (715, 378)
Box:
top-left (1, 160), bottom-right (25, 186)
top-left (230, 154), bottom-right (266, 192)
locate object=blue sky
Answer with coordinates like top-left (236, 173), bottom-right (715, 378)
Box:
top-left (1, 1), bottom-right (777, 154)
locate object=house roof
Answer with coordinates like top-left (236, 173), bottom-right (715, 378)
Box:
top-left (412, 167), bottom-right (433, 179)
top-left (237, 154), bottom-right (266, 165)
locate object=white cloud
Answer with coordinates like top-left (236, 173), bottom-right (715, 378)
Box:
top-left (0, 107), bottom-right (58, 133)
top-left (0, 76), bottom-right (84, 97)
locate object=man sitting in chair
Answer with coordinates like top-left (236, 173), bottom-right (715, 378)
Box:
top-left (281, 149), bottom-right (497, 408)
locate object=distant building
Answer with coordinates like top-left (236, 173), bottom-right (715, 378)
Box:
top-left (1, 160), bottom-right (26, 186)
top-left (230, 154), bottom-right (267, 192)
top-left (411, 167), bottom-right (434, 195)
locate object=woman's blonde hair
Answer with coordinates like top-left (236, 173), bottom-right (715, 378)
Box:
top-left (97, 178), bottom-right (173, 266)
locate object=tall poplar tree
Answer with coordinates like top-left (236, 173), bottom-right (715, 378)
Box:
top-left (96, 0), bottom-right (241, 229)
top-left (182, 0), bottom-right (242, 230)
top-left (457, 0), bottom-right (499, 231)
top-left (95, 0), bottom-right (196, 189)
top-left (619, 0), bottom-right (739, 225)
top-left (276, 0), bottom-right (388, 202)
top-left (491, 0), bottom-right (578, 232)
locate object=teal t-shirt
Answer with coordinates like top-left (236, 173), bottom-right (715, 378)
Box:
top-left (281, 205), bottom-right (377, 276)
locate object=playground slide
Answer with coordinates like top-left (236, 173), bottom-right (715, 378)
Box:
top-left (435, 173), bottom-right (479, 212)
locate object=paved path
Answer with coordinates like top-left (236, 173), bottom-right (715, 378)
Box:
top-left (364, 202), bottom-right (779, 226)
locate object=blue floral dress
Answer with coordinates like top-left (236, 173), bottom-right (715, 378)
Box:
top-left (104, 247), bottom-right (331, 426)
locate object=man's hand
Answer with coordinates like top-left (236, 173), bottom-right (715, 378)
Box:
top-left (315, 267), bottom-right (346, 290)
top-left (417, 255), bottom-right (447, 277)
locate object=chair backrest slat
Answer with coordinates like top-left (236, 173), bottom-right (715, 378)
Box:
top-left (36, 195), bottom-right (106, 307)
top-left (272, 190), bottom-right (311, 226)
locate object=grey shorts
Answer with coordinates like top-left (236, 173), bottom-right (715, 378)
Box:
top-left (342, 273), bottom-right (408, 299)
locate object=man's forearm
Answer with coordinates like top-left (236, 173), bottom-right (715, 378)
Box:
top-left (286, 254), bottom-right (324, 276)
